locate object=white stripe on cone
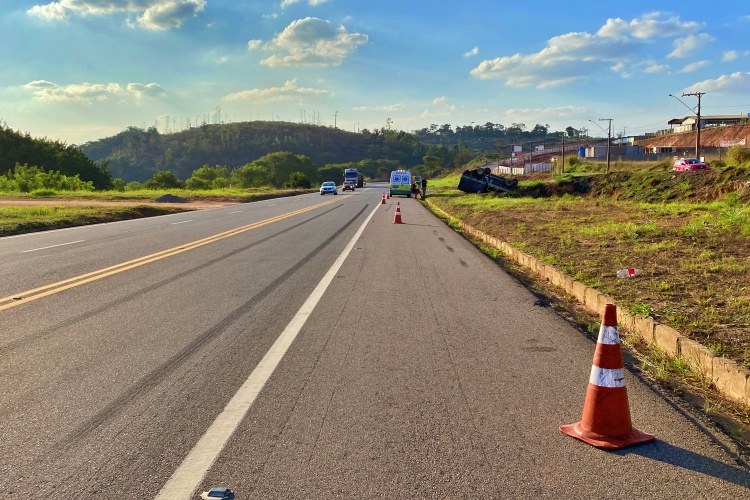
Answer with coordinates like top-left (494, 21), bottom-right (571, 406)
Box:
top-left (597, 325), bottom-right (620, 345)
top-left (589, 366), bottom-right (626, 388)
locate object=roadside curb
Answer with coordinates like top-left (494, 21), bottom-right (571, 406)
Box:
top-left (425, 200), bottom-right (750, 407)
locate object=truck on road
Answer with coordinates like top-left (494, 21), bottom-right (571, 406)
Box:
top-left (344, 168), bottom-right (364, 188)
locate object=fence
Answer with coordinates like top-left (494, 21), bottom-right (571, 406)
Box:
top-left (493, 162), bottom-right (552, 175)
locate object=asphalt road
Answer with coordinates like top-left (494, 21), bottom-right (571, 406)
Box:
top-left (1, 184), bottom-right (748, 499)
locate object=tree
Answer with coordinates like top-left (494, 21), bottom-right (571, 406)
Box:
top-left (144, 170), bottom-right (184, 189)
top-left (232, 163), bottom-right (272, 188)
top-left (0, 124), bottom-right (113, 189)
top-left (186, 164), bottom-right (230, 190)
top-left (531, 123), bottom-right (549, 137)
top-left (247, 151), bottom-right (314, 188)
top-left (422, 155), bottom-right (446, 177)
top-left (285, 172), bottom-right (311, 188)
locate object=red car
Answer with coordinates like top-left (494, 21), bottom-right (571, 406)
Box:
top-left (673, 158), bottom-right (708, 172)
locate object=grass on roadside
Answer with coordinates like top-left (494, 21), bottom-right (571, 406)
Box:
top-left (0, 205), bottom-right (185, 236)
top-left (0, 186), bottom-right (311, 202)
top-left (427, 167), bottom-right (750, 369)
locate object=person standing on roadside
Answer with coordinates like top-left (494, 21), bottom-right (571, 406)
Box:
top-left (420, 177), bottom-right (427, 199)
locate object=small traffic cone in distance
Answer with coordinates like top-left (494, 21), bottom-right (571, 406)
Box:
top-left (393, 203), bottom-right (403, 224)
top-left (559, 304), bottom-right (655, 450)
top-left (381, 193), bottom-right (386, 204)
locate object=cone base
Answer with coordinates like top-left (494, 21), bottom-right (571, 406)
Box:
top-left (559, 421), bottom-right (655, 450)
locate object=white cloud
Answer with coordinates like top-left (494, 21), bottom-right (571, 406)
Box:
top-left (504, 105), bottom-right (587, 124)
top-left (471, 12), bottom-right (703, 89)
top-left (260, 17), bottom-right (368, 67)
top-left (353, 103), bottom-right (405, 112)
top-left (224, 80), bottom-right (329, 102)
top-left (126, 82), bottom-right (166, 98)
top-left (685, 72), bottom-right (750, 94)
top-left (23, 80), bottom-right (164, 103)
top-left (667, 33), bottom-right (713, 59)
top-left (27, 0), bottom-right (206, 31)
top-left (420, 96), bottom-right (456, 119)
top-left (721, 50), bottom-right (750, 62)
top-left (678, 60), bottom-right (710, 73)
top-left (597, 12), bottom-right (701, 39)
top-left (463, 46), bottom-right (479, 58)
top-left (247, 39), bottom-right (263, 50)
top-left (281, 0), bottom-right (328, 7)
top-left (643, 62), bottom-right (668, 73)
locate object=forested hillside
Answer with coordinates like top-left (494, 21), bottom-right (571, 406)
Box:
top-left (0, 125), bottom-right (113, 189)
top-left (81, 121), bottom-right (462, 182)
top-left (2, 120), bottom-right (576, 186)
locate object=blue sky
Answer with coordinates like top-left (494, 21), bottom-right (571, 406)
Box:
top-left (1, 0), bottom-right (749, 145)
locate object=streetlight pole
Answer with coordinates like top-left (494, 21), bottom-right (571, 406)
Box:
top-left (682, 92), bottom-right (704, 159)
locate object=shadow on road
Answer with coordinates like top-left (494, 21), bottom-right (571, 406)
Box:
top-left (622, 441), bottom-right (750, 488)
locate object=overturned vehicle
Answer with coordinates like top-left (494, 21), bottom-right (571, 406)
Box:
top-left (457, 167), bottom-right (518, 194)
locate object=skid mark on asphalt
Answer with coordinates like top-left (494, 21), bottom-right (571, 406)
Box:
top-left (55, 206), bottom-right (369, 456)
top-left (0, 205), bottom-right (343, 357)
top-left (0, 199), bottom-right (342, 313)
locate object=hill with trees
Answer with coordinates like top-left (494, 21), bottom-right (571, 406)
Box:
top-left (80, 120), bottom-right (575, 183)
top-left (0, 124), bottom-right (112, 189)
top-left (2, 119), bottom-right (577, 189)
top-left (80, 121), bottom-right (453, 183)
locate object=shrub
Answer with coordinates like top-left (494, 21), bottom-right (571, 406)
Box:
top-left (0, 164), bottom-right (94, 192)
top-left (726, 146), bottom-right (750, 166)
top-left (285, 171), bottom-right (311, 188)
top-left (144, 170), bottom-right (185, 189)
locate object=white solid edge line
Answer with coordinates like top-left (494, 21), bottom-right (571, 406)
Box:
top-left (155, 202), bottom-right (381, 500)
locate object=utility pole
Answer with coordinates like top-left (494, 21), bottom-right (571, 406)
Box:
top-left (561, 132), bottom-right (565, 175)
top-left (333, 110), bottom-right (338, 129)
top-left (599, 118), bottom-right (612, 174)
top-left (682, 91), bottom-right (705, 159)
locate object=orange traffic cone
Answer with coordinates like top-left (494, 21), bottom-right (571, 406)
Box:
top-left (381, 193), bottom-right (386, 204)
top-left (393, 203), bottom-right (403, 224)
top-left (559, 304), bottom-right (655, 450)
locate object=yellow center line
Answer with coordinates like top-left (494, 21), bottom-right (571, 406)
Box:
top-left (0, 198), bottom-right (342, 312)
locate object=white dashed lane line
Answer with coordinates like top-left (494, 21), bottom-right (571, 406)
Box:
top-left (20, 240), bottom-right (86, 253)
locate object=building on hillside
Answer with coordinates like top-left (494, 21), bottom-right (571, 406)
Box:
top-left (668, 114), bottom-right (749, 134)
top-left (638, 117), bottom-right (750, 158)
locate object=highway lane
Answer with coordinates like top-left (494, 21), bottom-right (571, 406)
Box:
top-left (2, 184), bottom-right (749, 498)
top-left (195, 188), bottom-right (750, 498)
top-left (0, 193), bottom-right (343, 297)
top-left (0, 188), bottom-right (373, 497)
